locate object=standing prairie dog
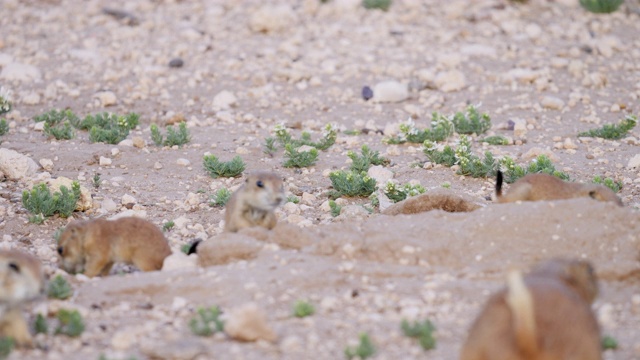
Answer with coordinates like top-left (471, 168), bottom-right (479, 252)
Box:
top-left (495, 170), bottom-right (623, 206)
top-left (57, 217), bottom-right (172, 278)
top-left (224, 171), bottom-right (285, 233)
top-left (460, 258), bottom-right (601, 360)
top-left (0, 249), bottom-right (45, 347)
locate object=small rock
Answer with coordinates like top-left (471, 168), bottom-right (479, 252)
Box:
top-left (236, 147), bottom-right (250, 155)
top-left (94, 91), bottom-right (117, 107)
top-left (372, 80), bottom-right (409, 103)
top-left (301, 192), bottom-right (316, 205)
top-left (627, 154), bottom-right (640, 169)
top-left (168, 58), bottom-right (184, 68)
top-left (33, 122), bottom-right (45, 131)
top-left (176, 158), bottom-right (191, 166)
top-left (541, 96), bottom-right (564, 110)
top-left (21, 91), bottom-right (40, 105)
top-left (225, 303), bottom-right (277, 342)
top-left (99, 156), bottom-right (112, 166)
top-left (0, 62), bottom-right (42, 82)
top-left (367, 165), bottom-right (394, 185)
top-left (140, 338), bottom-right (206, 360)
top-left (212, 90), bottom-right (237, 110)
top-left (512, 119), bottom-right (527, 138)
top-left (121, 194), bottom-right (137, 206)
top-left (47, 177), bottom-right (92, 211)
top-left (154, 162), bottom-right (163, 170)
top-left (132, 136), bottom-right (146, 148)
top-left (434, 70), bottom-right (466, 92)
top-left (100, 197), bottom-right (118, 212)
top-left (0, 148), bottom-right (39, 180)
top-left (249, 4), bottom-right (296, 33)
top-left (39, 158), bottom-right (53, 171)
top-left (335, 205), bottom-right (370, 221)
top-left (361, 86), bottom-right (373, 101)
top-left (563, 138), bottom-right (578, 150)
top-left (522, 147), bottom-right (560, 162)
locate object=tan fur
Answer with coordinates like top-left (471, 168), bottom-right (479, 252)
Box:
top-left (57, 217), bottom-right (172, 278)
top-left (460, 258), bottom-right (601, 360)
top-left (497, 173), bottom-right (623, 206)
top-left (0, 250), bottom-right (45, 347)
top-left (224, 171), bottom-right (285, 233)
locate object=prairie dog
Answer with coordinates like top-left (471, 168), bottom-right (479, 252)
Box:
top-left (0, 250), bottom-right (45, 347)
top-left (495, 171), bottom-right (622, 206)
top-left (57, 217), bottom-right (172, 278)
top-left (460, 258), bottom-right (601, 360)
top-left (224, 171), bottom-right (285, 233)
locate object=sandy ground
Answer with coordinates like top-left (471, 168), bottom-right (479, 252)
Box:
top-left (1, 0), bottom-right (640, 359)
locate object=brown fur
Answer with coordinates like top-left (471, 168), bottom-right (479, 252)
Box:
top-left (496, 171), bottom-right (623, 206)
top-left (0, 250), bottom-right (45, 347)
top-left (224, 171), bottom-right (285, 233)
top-left (57, 217), bottom-right (172, 278)
top-left (460, 258), bottom-right (601, 360)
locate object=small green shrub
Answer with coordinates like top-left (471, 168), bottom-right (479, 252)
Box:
top-left (53, 227), bottom-right (64, 242)
top-left (274, 123), bottom-right (338, 151)
top-left (451, 105), bottom-right (492, 135)
top-left (329, 200), bottom-right (342, 217)
top-left (44, 121), bottom-right (75, 140)
top-left (150, 124), bottom-right (163, 146)
top-left (293, 301), bottom-right (315, 318)
top-left (348, 145), bottom-right (389, 172)
top-left (92, 173), bottom-right (102, 189)
top-left (329, 171), bottom-right (376, 198)
top-left (592, 176), bottom-right (622, 193)
top-left (34, 109), bottom-right (80, 140)
top-left (369, 193), bottom-right (379, 208)
top-left (29, 214), bottom-right (45, 224)
top-left (601, 335), bottom-right (618, 350)
top-left (180, 244), bottom-right (191, 254)
top-left (34, 314), bottom-right (48, 334)
top-left (482, 135), bottom-right (510, 145)
top-left (0, 119), bottom-right (8, 136)
top-left (500, 155), bottom-right (570, 184)
top-left (580, 0), bottom-right (623, 13)
top-left (0, 337), bottom-right (13, 359)
top-left (210, 188), bottom-right (232, 207)
top-left (189, 306), bottom-right (224, 336)
top-left (386, 116), bottom-right (455, 144)
top-left (0, 87), bottom-right (11, 116)
top-left (48, 275), bottom-right (73, 300)
top-left (578, 115), bottom-right (636, 140)
top-left (345, 333), bottom-right (376, 359)
top-left (22, 182), bottom-right (81, 219)
top-left (441, 182), bottom-right (451, 189)
top-left (401, 319), bottom-right (436, 350)
top-left (55, 309), bottom-right (85, 337)
top-left (287, 195), bottom-right (300, 204)
top-left (150, 122), bottom-right (190, 147)
top-left (203, 155), bottom-right (246, 178)
top-left (283, 144), bottom-right (319, 168)
top-left (423, 141), bottom-right (457, 166)
top-left (382, 181), bottom-right (426, 203)
top-left (263, 137), bottom-right (278, 156)
top-left (82, 112), bottom-right (139, 144)
top-left (162, 221), bottom-right (175, 232)
top-left (424, 137), bottom-right (498, 178)
top-left (363, 0), bottom-right (391, 11)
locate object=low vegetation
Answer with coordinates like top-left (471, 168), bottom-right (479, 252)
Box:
top-left (500, 155), bottom-right (570, 184)
top-left (150, 122), bottom-right (190, 147)
top-left (592, 176), bottom-right (623, 193)
top-left (382, 181), bottom-right (426, 203)
top-left (363, 0), bottom-right (391, 11)
top-left (287, 195), bottom-right (300, 204)
top-left (283, 144), bottom-right (319, 168)
top-left (189, 306), bottom-right (225, 336)
top-left (345, 333), bottom-right (376, 359)
top-left (329, 171), bottom-right (376, 198)
top-left (482, 135), bottom-right (510, 145)
top-left (203, 155), bottom-right (246, 178)
top-left (209, 188), bottom-right (232, 207)
top-left (162, 220), bottom-right (175, 232)
top-left (329, 200), bottom-right (342, 217)
top-left (55, 309), bottom-right (85, 337)
top-left (22, 182), bottom-right (81, 221)
top-left (601, 335), bottom-right (619, 350)
top-left (578, 115), bottom-right (636, 140)
top-left (47, 275), bottom-right (73, 300)
top-left (348, 145), bottom-right (389, 172)
top-left (34, 314), bottom-right (48, 334)
top-left (386, 116), bottom-right (455, 144)
top-left (450, 105), bottom-right (492, 135)
top-left (292, 300), bottom-right (315, 318)
top-left (580, 0), bottom-right (624, 13)
top-left (401, 319), bottom-right (437, 350)
top-left (273, 123), bottom-right (338, 151)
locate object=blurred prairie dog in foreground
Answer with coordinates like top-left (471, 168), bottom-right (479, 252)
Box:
top-left (57, 217), bottom-right (172, 278)
top-left (224, 171), bottom-right (285, 233)
top-left (460, 258), bottom-right (601, 360)
top-left (0, 249), bottom-right (45, 347)
top-left (495, 170), bottom-right (622, 206)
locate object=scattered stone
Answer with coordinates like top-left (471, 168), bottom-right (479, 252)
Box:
top-left (176, 158), bottom-right (191, 166)
top-left (196, 233), bottom-right (262, 267)
top-left (212, 90), bottom-right (237, 110)
top-left (154, 162), bottom-right (163, 170)
top-left (121, 194), bottom-right (137, 206)
top-left (132, 136), bottom-right (146, 148)
top-left (0, 148), bottom-right (39, 180)
top-left (367, 165), bottom-right (394, 185)
top-left (99, 156), bottom-right (112, 166)
top-left (168, 58), bottom-right (184, 68)
top-left (563, 138), bottom-right (578, 150)
top-left (249, 4), bottom-right (296, 33)
top-left (512, 119), bottom-right (527, 138)
top-left (540, 96), bottom-right (564, 110)
top-left (100, 197), bottom-right (118, 212)
top-left (434, 70), bottom-right (466, 92)
top-left (225, 302), bottom-right (277, 342)
top-left (0, 62), bottom-right (42, 82)
top-left (522, 147), bottom-right (560, 162)
top-left (21, 91), bottom-right (40, 105)
top-left (140, 338), bottom-right (207, 360)
top-left (39, 158), bottom-right (53, 172)
top-left (372, 80), bottom-right (409, 103)
top-left (94, 91), bottom-right (117, 106)
top-left (335, 205), bottom-right (370, 221)
top-left (236, 147), bottom-right (250, 155)
top-left (627, 154), bottom-right (640, 169)
top-left (361, 86), bottom-right (373, 101)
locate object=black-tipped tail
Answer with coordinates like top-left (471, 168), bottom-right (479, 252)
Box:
top-left (496, 170), bottom-right (504, 198)
top-left (187, 239), bottom-right (203, 255)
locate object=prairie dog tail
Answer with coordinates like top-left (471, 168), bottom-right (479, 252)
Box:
top-left (186, 239), bottom-right (203, 255)
top-left (495, 170), bottom-right (504, 200)
top-left (506, 269), bottom-right (538, 357)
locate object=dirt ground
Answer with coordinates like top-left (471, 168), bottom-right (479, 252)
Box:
top-left (1, 0), bottom-right (640, 359)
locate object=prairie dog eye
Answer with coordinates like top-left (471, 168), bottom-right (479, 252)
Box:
top-left (8, 262), bottom-right (20, 273)
top-left (57, 246), bottom-right (64, 255)
top-left (256, 180), bottom-right (264, 188)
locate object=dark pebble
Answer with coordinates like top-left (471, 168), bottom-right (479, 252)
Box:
top-left (169, 58), bottom-right (184, 68)
top-left (506, 120), bottom-right (515, 131)
top-left (362, 86), bottom-right (374, 101)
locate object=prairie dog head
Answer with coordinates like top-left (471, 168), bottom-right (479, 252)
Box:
top-left (57, 221), bottom-right (90, 274)
top-left (529, 258), bottom-right (598, 304)
top-left (242, 172), bottom-right (285, 211)
top-left (0, 250), bottom-right (45, 306)
top-left (582, 184), bottom-right (623, 206)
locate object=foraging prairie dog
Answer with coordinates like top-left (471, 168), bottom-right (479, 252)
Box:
top-left (224, 171), bottom-right (285, 233)
top-left (0, 250), bottom-right (45, 347)
top-left (460, 258), bottom-right (601, 360)
top-left (57, 217), bottom-right (172, 278)
top-left (495, 170), bottom-right (622, 206)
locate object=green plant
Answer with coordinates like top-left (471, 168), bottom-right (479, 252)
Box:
top-left (180, 244), bottom-right (191, 254)
top-left (424, 137), bottom-right (498, 178)
top-left (601, 335), bottom-right (618, 350)
top-left (0, 337), bottom-right (13, 360)
top-left (580, 0), bottom-right (623, 13)
top-left (81, 112), bottom-right (139, 144)
top-left (283, 144), bottom-right (319, 168)
top-left (329, 171), bottom-right (377, 198)
top-left (343, 129), bottom-right (361, 136)
top-left (363, 0), bottom-right (391, 11)
top-left (209, 188), bottom-right (232, 207)
top-left (22, 182), bottom-right (81, 219)
top-left (189, 306), bottom-right (224, 336)
top-left (274, 123), bottom-right (338, 151)
top-left (401, 319), bottom-right (436, 350)
top-left (423, 141), bottom-right (457, 166)
top-left (592, 176), bottom-right (623, 193)
top-left (0, 119), bottom-right (8, 136)
top-left (34, 109), bottom-right (80, 126)
top-left (34, 314), bottom-right (48, 334)
top-left (369, 193), bottom-right (379, 208)
top-left (293, 300), bottom-right (315, 318)
top-left (500, 155), bottom-right (570, 184)
top-left (98, 355), bottom-right (139, 360)
top-left (345, 333), bottom-right (376, 359)
top-left (287, 195), bottom-right (300, 204)
top-left (348, 145), bottom-right (389, 172)
top-left (441, 182), bottom-right (451, 189)
top-left (263, 137), bottom-right (278, 156)
top-left (329, 200), bottom-right (342, 217)
top-left (482, 135), bottom-right (510, 145)
top-left (55, 309), bottom-right (85, 337)
top-left (451, 105), bottom-right (492, 135)
top-left (382, 181), bottom-right (426, 203)
top-left (386, 116), bottom-right (455, 144)
top-left (48, 275), bottom-right (73, 300)
top-left (203, 155), bottom-right (246, 178)
top-left (0, 87), bottom-right (11, 116)
top-left (150, 124), bottom-right (163, 146)
top-left (29, 214), bottom-right (45, 224)
top-left (92, 173), bottom-right (102, 189)
top-left (578, 115), bottom-right (636, 140)
top-left (44, 121), bottom-right (75, 140)
top-left (150, 122), bottom-right (191, 147)
top-left (162, 220), bottom-right (175, 232)
top-left (53, 227), bottom-right (64, 242)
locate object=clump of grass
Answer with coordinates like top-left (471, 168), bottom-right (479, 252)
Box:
top-left (55, 309), bottom-right (85, 337)
top-left (402, 319), bottom-right (436, 350)
top-left (162, 220), bottom-right (175, 232)
top-left (500, 155), bottom-right (570, 184)
top-left (592, 176), bottom-right (622, 193)
top-left (287, 195), bottom-right (300, 204)
top-left (451, 105), bottom-right (492, 135)
top-left (293, 300), bottom-right (315, 318)
top-left (274, 123), bottom-right (338, 151)
top-left (53, 227), bottom-right (64, 243)
top-left (386, 116), bottom-right (455, 144)
top-left (209, 188), bottom-right (232, 207)
top-left (22, 182), bottom-right (81, 219)
top-left (580, 0), bottom-right (623, 13)
top-left (0, 87), bottom-right (12, 116)
top-left (189, 306), bottom-right (224, 336)
top-left (150, 122), bottom-right (190, 147)
top-left (424, 137), bottom-right (498, 178)
top-left (329, 200), bottom-right (342, 217)
top-left (0, 119), bottom-right (8, 137)
top-left (345, 333), bottom-right (376, 359)
top-left (441, 182), bottom-right (451, 189)
top-left (0, 337), bottom-right (13, 359)
top-left (423, 141), bottom-right (457, 166)
top-left (47, 275), bottom-right (73, 300)
top-left (263, 137), bottom-right (278, 156)
top-left (482, 135), bottom-right (511, 146)
top-left (283, 144), bottom-right (319, 168)
top-left (382, 181), bottom-right (426, 203)
top-left (369, 193), bottom-right (379, 208)
top-left (77, 112), bottom-right (139, 144)
top-left (363, 0), bottom-right (391, 11)
top-left (92, 173), bottom-right (102, 189)
top-left (329, 171), bottom-right (377, 198)
top-left (203, 155), bottom-right (246, 178)
top-left (34, 314), bottom-right (48, 334)
top-left (348, 145), bottom-right (389, 172)
top-left (601, 335), bottom-right (618, 350)
top-left (34, 109), bottom-right (79, 140)
top-left (180, 244), bottom-right (191, 254)
top-left (578, 115), bottom-right (636, 140)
